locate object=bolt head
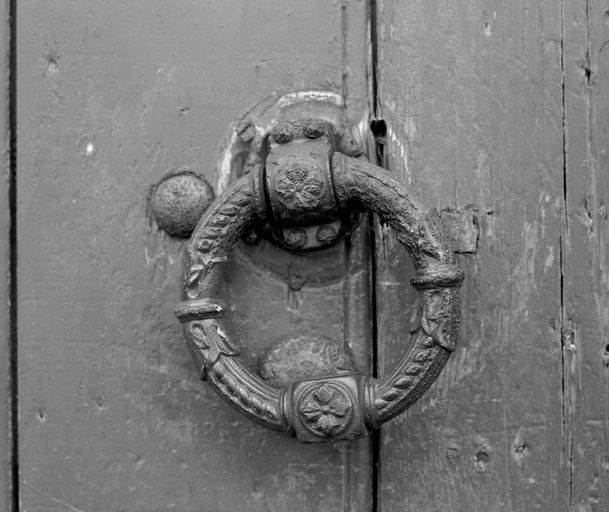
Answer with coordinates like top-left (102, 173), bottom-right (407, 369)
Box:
top-left (270, 123), bottom-right (294, 144)
top-left (150, 171), bottom-right (214, 238)
top-left (316, 224), bottom-right (338, 244)
top-left (303, 119), bottom-right (326, 139)
top-left (283, 227), bottom-right (307, 249)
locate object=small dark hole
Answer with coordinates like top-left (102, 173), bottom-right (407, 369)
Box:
top-left (475, 450), bottom-right (489, 463)
top-left (584, 67), bottom-right (592, 81)
top-left (514, 443), bottom-right (526, 454)
top-left (370, 119), bottom-right (387, 138)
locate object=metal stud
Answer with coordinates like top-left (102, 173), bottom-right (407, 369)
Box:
top-left (149, 170), bottom-right (214, 238)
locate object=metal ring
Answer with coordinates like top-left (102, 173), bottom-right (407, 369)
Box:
top-left (176, 152), bottom-right (463, 442)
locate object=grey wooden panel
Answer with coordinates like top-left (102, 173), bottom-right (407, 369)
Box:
top-left (17, 2), bottom-right (370, 511)
top-left (375, 1), bottom-right (568, 510)
top-left (0, 0), bottom-right (11, 509)
top-left (562, 0), bottom-right (609, 509)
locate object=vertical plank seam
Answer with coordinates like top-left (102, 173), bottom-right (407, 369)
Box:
top-left (368, 2), bottom-right (381, 511)
top-left (341, 0), bottom-right (348, 108)
top-left (369, 0), bottom-right (379, 118)
top-left (559, 0), bottom-right (573, 508)
top-left (7, 0), bottom-right (17, 510)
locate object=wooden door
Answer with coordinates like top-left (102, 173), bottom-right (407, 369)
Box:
top-left (6, 1), bottom-right (609, 511)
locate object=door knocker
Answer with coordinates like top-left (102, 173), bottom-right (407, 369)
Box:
top-left (175, 99), bottom-right (463, 443)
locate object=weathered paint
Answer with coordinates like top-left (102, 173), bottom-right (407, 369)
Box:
top-left (376, 1), bottom-right (568, 510)
top-left (561, 1), bottom-right (609, 509)
top-left (14, 0), bottom-right (609, 510)
top-left (17, 1), bottom-right (371, 511)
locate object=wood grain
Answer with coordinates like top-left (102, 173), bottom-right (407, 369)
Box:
top-left (17, 1), bottom-right (370, 511)
top-left (561, 0), bottom-right (609, 509)
top-left (376, 1), bottom-right (568, 510)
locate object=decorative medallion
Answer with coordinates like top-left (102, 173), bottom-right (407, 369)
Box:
top-left (273, 157), bottom-right (325, 211)
top-left (299, 383), bottom-right (353, 437)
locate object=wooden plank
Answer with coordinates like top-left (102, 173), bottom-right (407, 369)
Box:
top-left (561, 0), bottom-right (609, 508)
top-left (0, 0), bottom-right (11, 509)
top-left (375, 1), bottom-right (568, 510)
top-left (17, 2), bottom-right (370, 511)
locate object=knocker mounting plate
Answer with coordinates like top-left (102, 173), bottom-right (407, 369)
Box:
top-left (215, 91), bottom-right (365, 252)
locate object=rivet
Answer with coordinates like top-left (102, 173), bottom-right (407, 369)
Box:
top-left (149, 171), bottom-right (215, 238)
top-left (316, 224), bottom-right (338, 244)
top-left (271, 123), bottom-right (294, 144)
top-left (283, 227), bottom-right (307, 249)
top-left (288, 275), bottom-right (306, 291)
top-left (303, 119), bottom-right (326, 139)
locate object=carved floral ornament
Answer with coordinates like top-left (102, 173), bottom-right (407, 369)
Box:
top-left (300, 384), bottom-right (353, 437)
top-left (273, 159), bottom-right (325, 210)
top-left (175, 116), bottom-right (464, 442)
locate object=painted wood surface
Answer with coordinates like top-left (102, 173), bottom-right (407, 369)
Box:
top-left (376, 1), bottom-right (568, 510)
top-left (0, 1), bottom-right (11, 510)
top-left (17, 1), bottom-right (371, 511)
top-left (16, 1), bottom-right (609, 510)
top-left (376, 0), bottom-right (609, 510)
top-left (561, 1), bottom-right (609, 509)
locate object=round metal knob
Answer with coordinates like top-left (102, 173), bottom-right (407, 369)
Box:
top-left (150, 171), bottom-right (214, 238)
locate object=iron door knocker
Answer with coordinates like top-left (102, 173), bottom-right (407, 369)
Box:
top-left (175, 110), bottom-right (463, 443)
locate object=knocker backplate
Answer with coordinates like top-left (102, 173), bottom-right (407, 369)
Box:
top-left (211, 90), bottom-right (368, 287)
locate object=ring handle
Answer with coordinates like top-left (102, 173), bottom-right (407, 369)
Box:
top-left (176, 120), bottom-right (463, 442)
